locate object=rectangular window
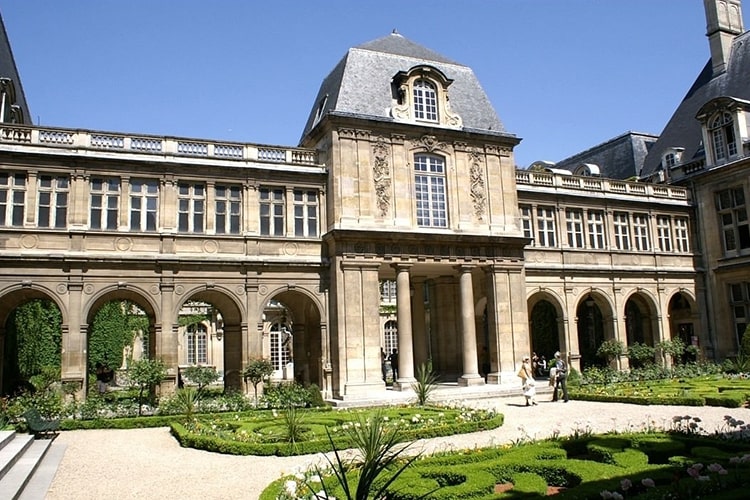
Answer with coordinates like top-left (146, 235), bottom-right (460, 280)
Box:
top-left (0, 172), bottom-right (26, 227)
top-left (613, 212), bottom-right (631, 250)
top-left (587, 210), bottom-right (605, 249)
top-left (215, 184), bottom-right (241, 234)
top-left (186, 324), bottom-right (208, 365)
top-left (129, 179), bottom-right (158, 232)
top-left (293, 189), bottom-right (318, 237)
top-left (565, 209), bottom-right (584, 248)
top-left (177, 182), bottom-right (205, 233)
top-left (656, 215), bottom-right (672, 252)
top-left (632, 213), bottom-right (650, 251)
top-left (717, 187), bottom-right (750, 254)
top-left (90, 177), bottom-right (120, 230)
top-left (675, 217), bottom-right (690, 252)
top-left (536, 206), bottom-right (556, 247)
top-left (260, 187), bottom-right (285, 236)
top-left (37, 174), bottom-right (69, 228)
top-left (414, 155), bottom-right (447, 227)
top-left (519, 205), bottom-right (533, 241)
top-left (380, 280), bottom-right (397, 303)
top-left (270, 327), bottom-right (292, 371)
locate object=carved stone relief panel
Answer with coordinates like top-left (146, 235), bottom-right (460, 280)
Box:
top-left (371, 137), bottom-right (392, 217)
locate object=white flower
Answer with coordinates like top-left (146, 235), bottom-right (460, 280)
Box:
top-left (284, 480), bottom-right (297, 496)
top-left (641, 478), bottom-right (655, 488)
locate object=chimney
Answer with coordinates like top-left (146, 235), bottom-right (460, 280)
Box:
top-left (704, 0), bottom-right (745, 74)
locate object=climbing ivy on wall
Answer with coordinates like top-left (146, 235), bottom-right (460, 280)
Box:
top-left (10, 299), bottom-right (62, 379)
top-left (89, 300), bottom-right (149, 372)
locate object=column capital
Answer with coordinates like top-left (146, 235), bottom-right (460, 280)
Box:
top-left (391, 263), bottom-right (413, 272)
top-left (454, 263), bottom-right (476, 273)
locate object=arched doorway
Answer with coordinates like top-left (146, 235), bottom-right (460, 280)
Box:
top-left (1, 290), bottom-right (63, 396)
top-left (178, 289), bottom-right (244, 392)
top-left (263, 289), bottom-right (324, 389)
top-left (668, 292), bottom-right (697, 363)
top-left (624, 293), bottom-right (657, 367)
top-left (85, 289), bottom-right (157, 395)
top-left (529, 299), bottom-right (560, 362)
top-left (576, 294), bottom-right (606, 369)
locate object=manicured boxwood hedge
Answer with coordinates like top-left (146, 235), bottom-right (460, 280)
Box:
top-left (170, 407), bottom-right (504, 457)
top-left (264, 433), bottom-right (750, 500)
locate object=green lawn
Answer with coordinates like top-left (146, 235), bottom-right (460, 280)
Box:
top-left (263, 431), bottom-right (750, 499)
top-left (170, 405), bottom-right (503, 456)
top-left (570, 374), bottom-right (750, 408)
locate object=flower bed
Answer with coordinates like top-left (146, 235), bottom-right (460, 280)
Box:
top-left (263, 431), bottom-right (750, 499)
top-left (570, 375), bottom-right (750, 407)
top-left (170, 405), bottom-right (503, 457)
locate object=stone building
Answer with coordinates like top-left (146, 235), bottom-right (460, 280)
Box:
top-left (0, 0), bottom-right (743, 402)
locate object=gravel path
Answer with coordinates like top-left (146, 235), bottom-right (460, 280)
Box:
top-left (45, 399), bottom-right (750, 500)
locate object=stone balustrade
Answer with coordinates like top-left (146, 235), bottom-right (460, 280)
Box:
top-left (0, 124), bottom-right (320, 166)
top-left (515, 170), bottom-right (689, 202)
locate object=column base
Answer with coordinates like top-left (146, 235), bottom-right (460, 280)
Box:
top-left (338, 381), bottom-right (388, 400)
top-left (457, 374), bottom-right (485, 387)
top-left (393, 378), bottom-right (416, 391)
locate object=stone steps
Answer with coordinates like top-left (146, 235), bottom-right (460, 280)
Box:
top-left (0, 430), bottom-right (65, 500)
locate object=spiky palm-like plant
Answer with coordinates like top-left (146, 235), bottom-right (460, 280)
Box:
top-left (308, 410), bottom-right (434, 500)
top-left (412, 362), bottom-right (439, 406)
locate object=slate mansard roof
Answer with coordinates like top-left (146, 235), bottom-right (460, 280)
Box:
top-left (641, 30), bottom-right (750, 177)
top-left (299, 32), bottom-right (508, 143)
top-left (0, 13), bottom-right (30, 123)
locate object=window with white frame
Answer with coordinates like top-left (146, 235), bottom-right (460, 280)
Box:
top-left (675, 217), bottom-right (690, 253)
top-left (717, 187), bottom-right (750, 254)
top-left (414, 154), bottom-right (447, 227)
top-left (565, 209), bottom-right (584, 248)
top-left (186, 323), bottom-right (208, 365)
top-left (520, 205), bottom-right (533, 241)
top-left (613, 212), bottom-right (631, 250)
top-left (536, 206), bottom-right (556, 247)
top-left (587, 210), bottom-right (605, 249)
top-left (177, 182), bottom-right (205, 233)
top-left (632, 213), bottom-right (650, 251)
top-left (90, 177), bottom-right (120, 230)
top-left (37, 174), bottom-right (69, 228)
top-left (656, 215), bottom-right (672, 252)
top-left (214, 184), bottom-right (241, 234)
top-left (293, 189), bottom-right (318, 237)
top-left (384, 320), bottom-right (398, 355)
top-left (380, 280), bottom-right (397, 303)
top-left (129, 179), bottom-right (158, 231)
top-left (710, 112), bottom-right (737, 162)
top-left (413, 79), bottom-right (438, 122)
top-left (260, 187), bottom-right (285, 236)
top-left (270, 324), bottom-right (292, 371)
top-left (0, 172), bottom-right (25, 227)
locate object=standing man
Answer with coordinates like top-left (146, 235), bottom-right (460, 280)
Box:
top-left (552, 351), bottom-right (569, 402)
top-left (389, 348), bottom-right (399, 381)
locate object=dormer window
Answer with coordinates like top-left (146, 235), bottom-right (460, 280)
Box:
top-left (662, 147), bottom-right (684, 169)
top-left (413, 79), bottom-right (438, 122)
top-left (710, 111), bottom-right (737, 161)
top-left (390, 65), bottom-right (462, 128)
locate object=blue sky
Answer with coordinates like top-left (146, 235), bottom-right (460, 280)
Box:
top-left (0, 1), bottom-right (725, 168)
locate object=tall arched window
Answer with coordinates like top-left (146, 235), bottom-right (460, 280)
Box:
top-left (186, 323), bottom-right (208, 365)
top-left (710, 112), bottom-right (737, 162)
top-left (414, 154), bottom-right (447, 227)
top-left (413, 79), bottom-right (438, 122)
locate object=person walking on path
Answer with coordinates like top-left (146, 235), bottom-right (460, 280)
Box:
top-left (518, 355), bottom-right (537, 406)
top-left (551, 351), bottom-right (569, 402)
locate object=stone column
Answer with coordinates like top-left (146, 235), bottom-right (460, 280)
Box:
top-left (62, 279), bottom-right (87, 396)
top-left (411, 279), bottom-right (429, 368)
top-left (457, 265), bottom-right (483, 386)
top-left (393, 264), bottom-right (415, 390)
